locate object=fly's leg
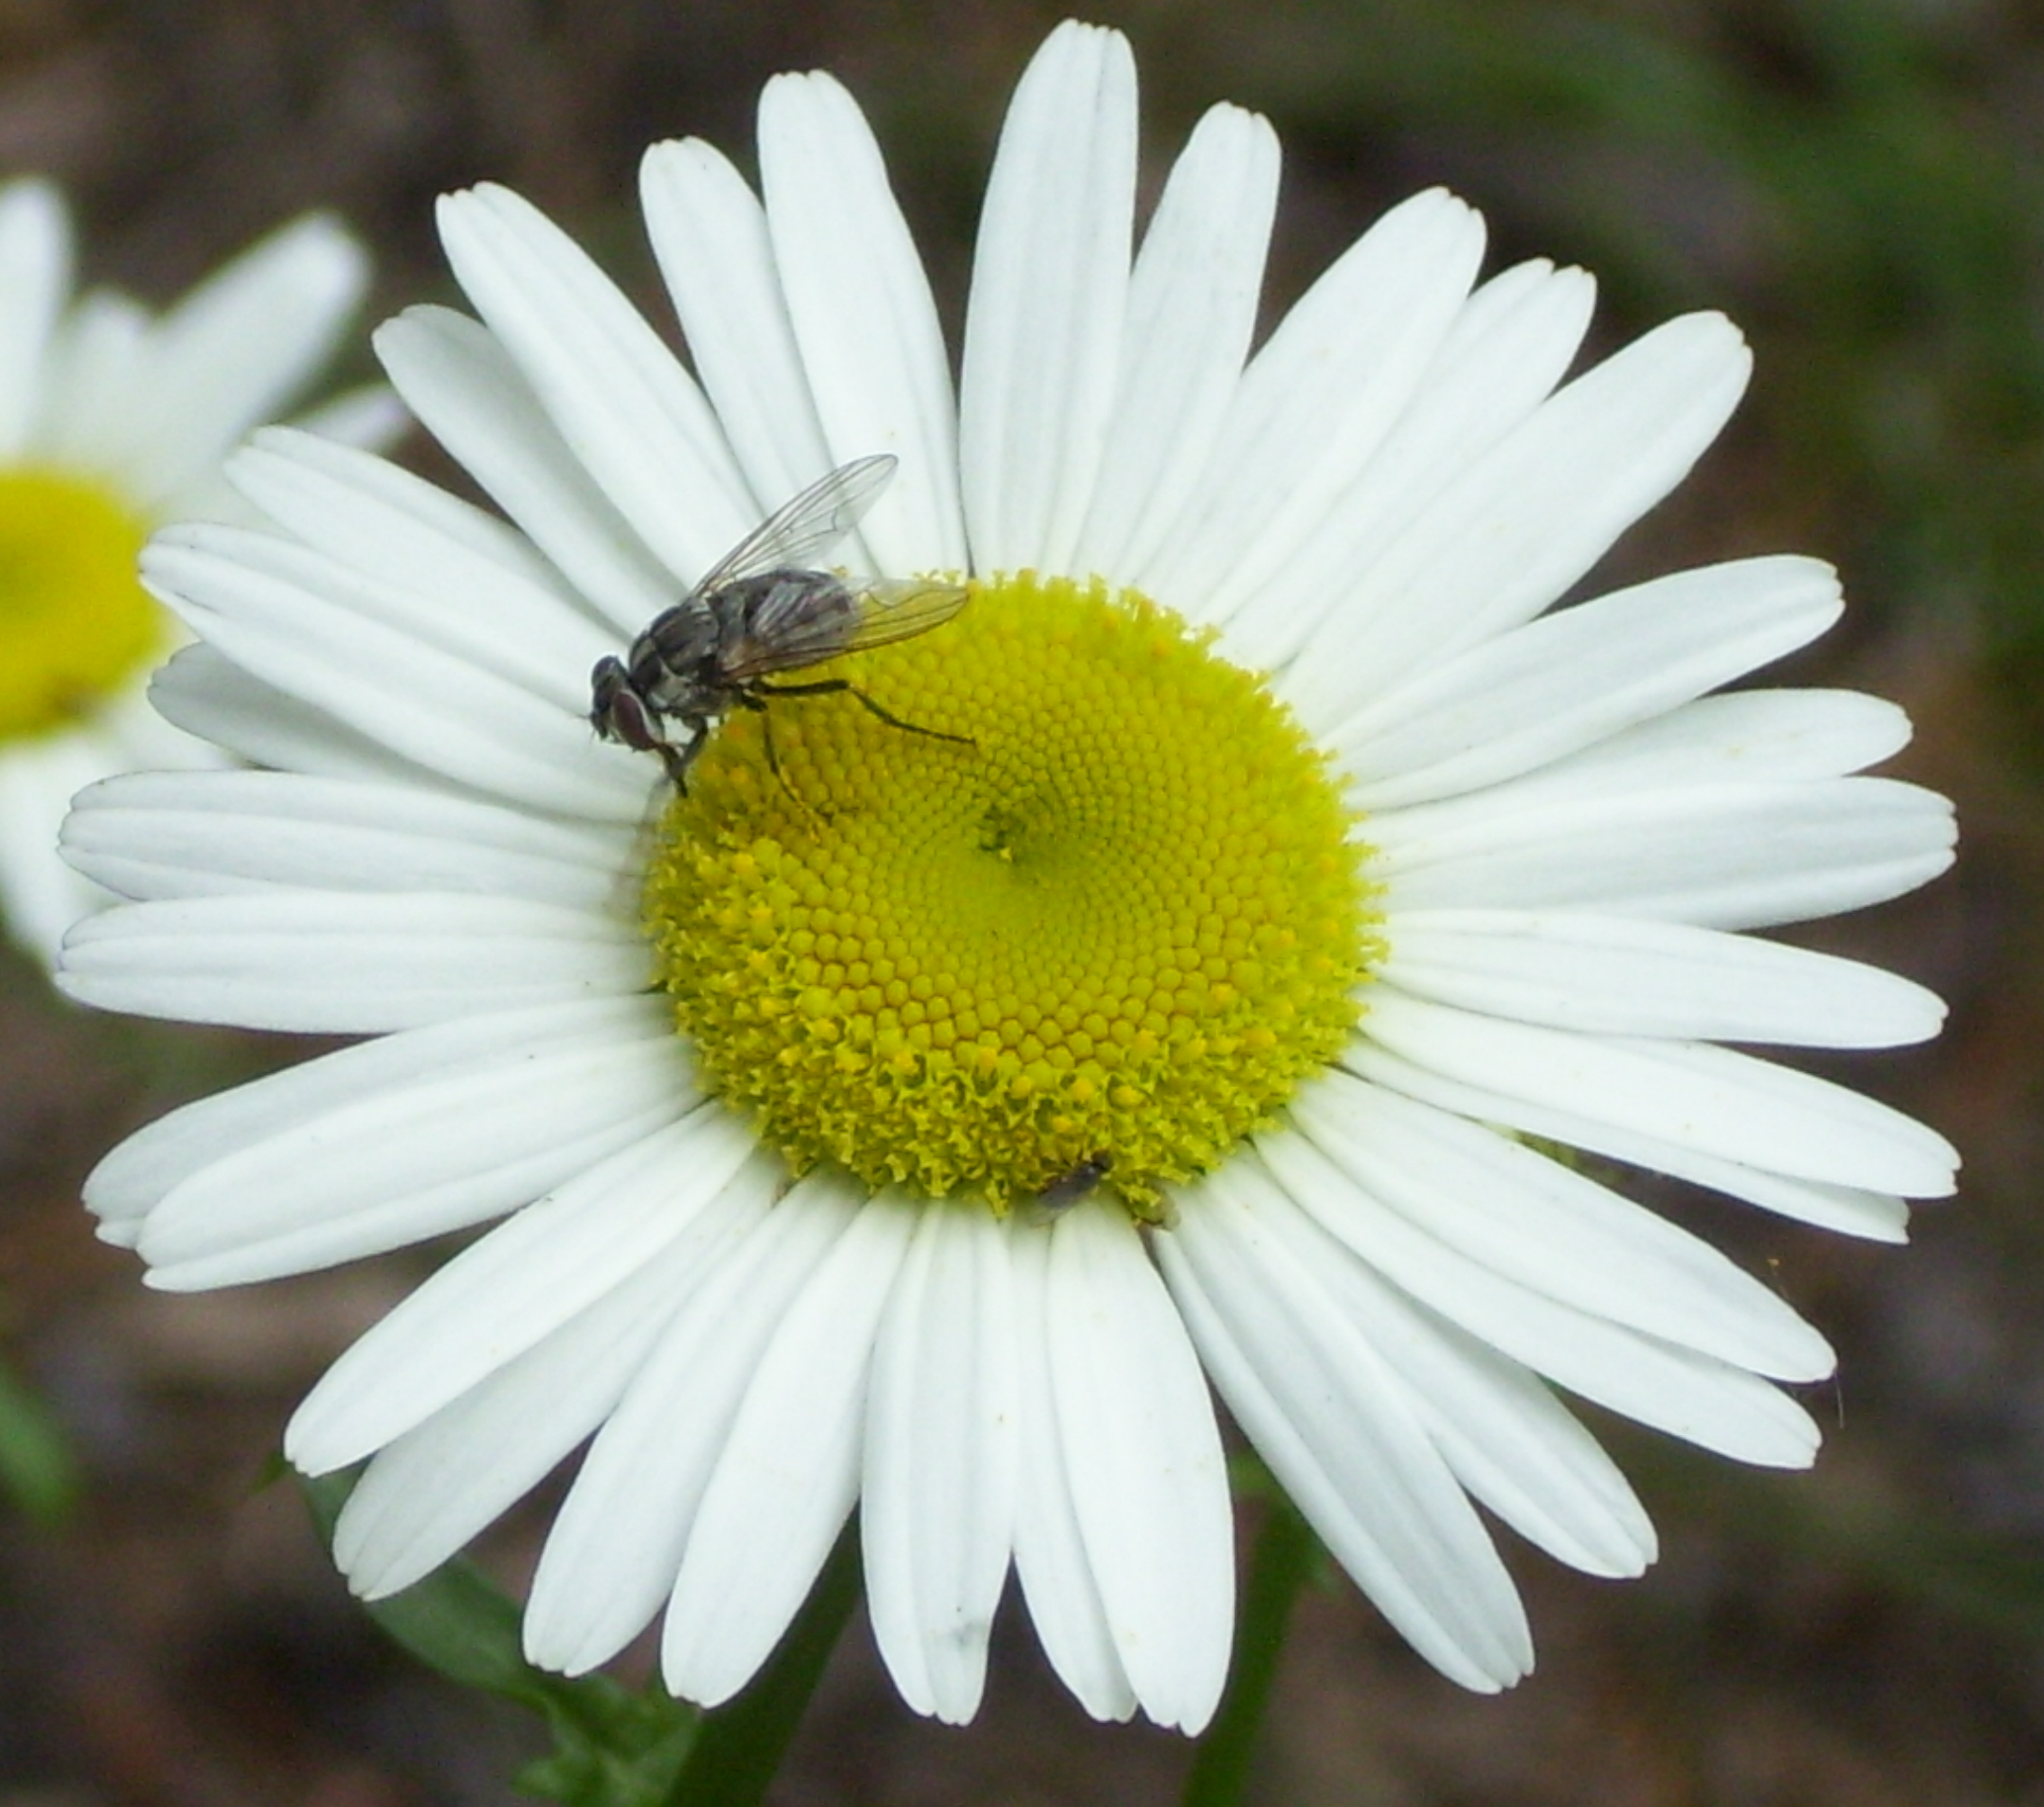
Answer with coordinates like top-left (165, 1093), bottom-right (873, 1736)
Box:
top-left (753, 678), bottom-right (975, 748)
top-left (742, 696), bottom-right (831, 833)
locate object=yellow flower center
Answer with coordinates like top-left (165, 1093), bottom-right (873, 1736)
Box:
top-left (0, 467), bottom-right (158, 739)
top-left (641, 574), bottom-right (1378, 1219)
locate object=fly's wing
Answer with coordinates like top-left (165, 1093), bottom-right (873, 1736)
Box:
top-left (689, 453), bottom-right (899, 597)
top-left (718, 578), bottom-right (971, 682)
top-left (832, 578), bottom-right (972, 656)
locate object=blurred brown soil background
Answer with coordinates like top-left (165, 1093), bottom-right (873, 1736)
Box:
top-left (2, 0), bottom-right (2043, 1802)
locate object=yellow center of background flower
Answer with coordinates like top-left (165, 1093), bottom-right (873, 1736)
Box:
top-left (0, 467), bottom-right (158, 739)
top-left (642, 574), bottom-right (1377, 1218)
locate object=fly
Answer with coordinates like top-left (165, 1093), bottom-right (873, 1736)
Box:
top-left (1022, 1154), bottom-right (1112, 1226)
top-left (588, 453), bottom-right (971, 795)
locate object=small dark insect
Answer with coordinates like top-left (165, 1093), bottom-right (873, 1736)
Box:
top-left (1022, 1154), bottom-right (1113, 1226)
top-left (589, 453), bottom-right (971, 793)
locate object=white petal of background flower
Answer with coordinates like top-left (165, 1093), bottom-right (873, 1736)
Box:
top-left (0, 179), bottom-right (71, 454)
top-left (114, 215), bottom-right (371, 512)
top-left (0, 183), bottom-right (389, 965)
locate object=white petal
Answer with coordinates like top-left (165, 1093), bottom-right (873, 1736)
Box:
top-left (1228, 257), bottom-right (1598, 673)
top-left (0, 178), bottom-right (70, 456)
top-left (1163, 1166), bottom-right (1535, 1688)
top-left (1285, 312), bottom-right (1752, 728)
top-left (1333, 557), bottom-right (1845, 809)
top-left (160, 519), bottom-right (604, 713)
top-left (1139, 188), bottom-right (1486, 626)
top-left (1070, 103), bottom-right (1279, 581)
top-left (119, 215), bottom-right (370, 511)
top-left (1264, 1202), bottom-right (1656, 1578)
top-left (1287, 1068), bottom-right (1834, 1380)
top-left (436, 184), bottom-right (754, 583)
top-left (1044, 1202), bottom-right (1232, 1733)
top-left (863, 1205), bottom-right (1018, 1723)
top-left (1381, 909), bottom-right (1945, 1047)
top-left (1360, 988), bottom-right (1958, 1198)
top-left (757, 71), bottom-right (966, 573)
top-left (640, 137), bottom-right (834, 511)
top-left (1260, 1127), bottom-right (1822, 1466)
top-left (285, 1109), bottom-right (759, 1472)
top-left (1351, 1038), bottom-right (1913, 1242)
top-left (0, 719), bottom-right (119, 964)
top-left (148, 643), bottom-right (452, 789)
top-left (63, 768), bottom-right (634, 909)
top-left (1373, 773), bottom-right (1956, 931)
top-left (335, 1197), bottom-right (746, 1599)
top-left (282, 382), bottom-right (410, 460)
top-left (60, 891), bottom-right (647, 1033)
top-left (662, 1182), bottom-right (917, 1708)
top-left (375, 306), bottom-right (677, 634)
top-left (524, 1170), bottom-right (850, 1674)
top-left (137, 1019), bottom-right (692, 1289)
top-left (142, 531), bottom-right (652, 822)
top-left (83, 995), bottom-right (672, 1228)
top-left (34, 289), bottom-right (147, 473)
top-left (1009, 1226), bottom-right (1137, 1721)
top-left (959, 20), bottom-right (1136, 576)
top-left (229, 424), bottom-right (575, 610)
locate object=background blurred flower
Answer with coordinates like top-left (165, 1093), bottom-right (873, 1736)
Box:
top-left (0, 178), bottom-right (398, 964)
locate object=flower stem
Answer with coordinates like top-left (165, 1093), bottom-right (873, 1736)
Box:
top-left (1180, 1492), bottom-right (1317, 1807)
top-left (659, 1522), bottom-right (862, 1807)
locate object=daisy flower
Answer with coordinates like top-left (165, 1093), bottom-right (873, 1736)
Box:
top-left (57, 20), bottom-right (1956, 1734)
top-left (0, 178), bottom-right (394, 962)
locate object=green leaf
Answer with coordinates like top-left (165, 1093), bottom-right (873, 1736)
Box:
top-left (0, 1351), bottom-right (80, 1526)
top-left (300, 1472), bottom-right (700, 1805)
